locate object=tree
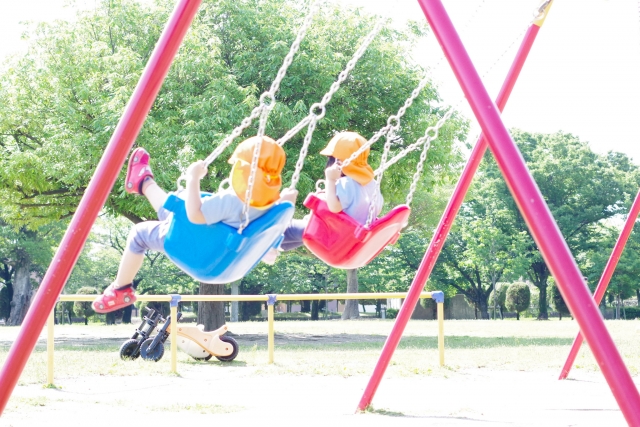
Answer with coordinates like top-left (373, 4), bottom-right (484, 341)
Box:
top-left (549, 282), bottom-right (570, 320)
top-left (0, 0), bottom-right (464, 321)
top-left (483, 131), bottom-right (639, 319)
top-left (0, 220), bottom-right (60, 325)
top-left (488, 282), bottom-right (508, 320)
top-left (430, 179), bottom-right (528, 319)
top-left (73, 286), bottom-right (99, 325)
top-left (582, 222), bottom-right (640, 319)
top-left (505, 282), bottom-right (531, 320)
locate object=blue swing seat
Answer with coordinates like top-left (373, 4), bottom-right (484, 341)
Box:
top-left (162, 192), bottom-right (294, 284)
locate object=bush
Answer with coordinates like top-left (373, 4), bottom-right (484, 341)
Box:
top-left (385, 308), bottom-right (399, 319)
top-left (623, 306), bottom-right (640, 319)
top-left (505, 282), bottom-right (531, 320)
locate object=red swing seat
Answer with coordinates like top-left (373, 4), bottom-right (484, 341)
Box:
top-left (302, 193), bottom-right (411, 269)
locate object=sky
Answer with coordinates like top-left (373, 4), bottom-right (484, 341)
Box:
top-left (1, 0), bottom-right (640, 163)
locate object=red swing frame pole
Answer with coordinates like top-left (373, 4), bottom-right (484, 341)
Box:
top-left (0, 0), bottom-right (202, 415)
top-left (356, 2), bottom-right (552, 412)
top-left (559, 187), bottom-right (640, 380)
top-left (418, 0), bottom-right (640, 424)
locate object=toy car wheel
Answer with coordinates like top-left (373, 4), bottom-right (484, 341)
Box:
top-left (192, 354), bottom-right (213, 361)
top-left (119, 339), bottom-right (141, 360)
top-left (140, 338), bottom-right (165, 362)
top-left (215, 335), bottom-right (239, 362)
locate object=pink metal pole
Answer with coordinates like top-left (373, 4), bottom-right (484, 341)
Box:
top-left (559, 187), bottom-right (640, 380)
top-left (415, 0), bottom-right (640, 424)
top-left (0, 0), bottom-right (202, 415)
top-left (357, 4), bottom-right (551, 412)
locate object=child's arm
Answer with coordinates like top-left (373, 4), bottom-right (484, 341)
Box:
top-left (278, 187), bottom-right (298, 204)
top-left (324, 163), bottom-right (343, 213)
top-left (184, 160), bottom-right (208, 224)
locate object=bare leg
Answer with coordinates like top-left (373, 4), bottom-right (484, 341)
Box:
top-left (141, 178), bottom-right (168, 212)
top-left (114, 248), bottom-right (144, 287)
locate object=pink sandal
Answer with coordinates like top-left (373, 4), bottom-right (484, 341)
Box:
top-left (92, 283), bottom-right (137, 313)
top-left (125, 147), bottom-right (154, 194)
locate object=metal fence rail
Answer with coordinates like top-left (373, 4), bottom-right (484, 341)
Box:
top-left (47, 291), bottom-right (444, 385)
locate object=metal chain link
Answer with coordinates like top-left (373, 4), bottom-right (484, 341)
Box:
top-left (237, 0), bottom-right (321, 231)
top-left (285, 20), bottom-right (384, 190)
top-left (375, 108), bottom-right (453, 178)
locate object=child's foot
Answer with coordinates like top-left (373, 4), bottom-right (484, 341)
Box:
top-left (92, 283), bottom-right (137, 313)
top-left (125, 147), bottom-right (154, 194)
top-left (261, 248), bottom-right (279, 265)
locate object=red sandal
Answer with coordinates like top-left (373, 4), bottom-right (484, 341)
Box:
top-left (92, 283), bottom-right (137, 313)
top-left (125, 147), bottom-right (154, 194)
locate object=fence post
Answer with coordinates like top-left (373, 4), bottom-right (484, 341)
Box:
top-left (431, 291), bottom-right (445, 366)
top-left (170, 294), bottom-right (181, 373)
top-left (47, 306), bottom-right (55, 385)
top-left (267, 294), bottom-right (277, 364)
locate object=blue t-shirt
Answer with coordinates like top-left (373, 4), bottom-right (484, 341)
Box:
top-left (200, 188), bottom-right (269, 228)
top-left (335, 177), bottom-right (383, 224)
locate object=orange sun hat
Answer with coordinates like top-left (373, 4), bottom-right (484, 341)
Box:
top-left (319, 131), bottom-right (374, 185)
top-left (228, 136), bottom-right (286, 208)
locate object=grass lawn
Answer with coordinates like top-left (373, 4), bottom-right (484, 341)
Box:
top-left (1, 317), bottom-right (639, 382)
top-left (1, 318), bottom-right (639, 425)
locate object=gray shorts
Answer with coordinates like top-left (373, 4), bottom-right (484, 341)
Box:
top-left (126, 207), bottom-right (171, 255)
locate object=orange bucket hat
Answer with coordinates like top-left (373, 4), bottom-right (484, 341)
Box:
top-left (228, 136), bottom-right (286, 208)
top-left (319, 131), bottom-right (374, 185)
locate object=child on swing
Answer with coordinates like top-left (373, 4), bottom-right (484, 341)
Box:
top-left (272, 131), bottom-right (384, 253)
top-left (93, 136), bottom-right (296, 314)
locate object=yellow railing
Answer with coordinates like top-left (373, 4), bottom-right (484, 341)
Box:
top-left (48, 292), bottom-right (444, 385)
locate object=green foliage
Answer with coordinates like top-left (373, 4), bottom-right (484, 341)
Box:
top-left (0, 0), bottom-right (464, 229)
top-left (477, 130), bottom-right (640, 319)
top-left (505, 282), bottom-right (531, 320)
top-left (623, 306), bottom-right (640, 320)
top-left (385, 308), bottom-right (399, 319)
top-left (0, 0), bottom-right (465, 302)
top-left (73, 287), bottom-right (99, 320)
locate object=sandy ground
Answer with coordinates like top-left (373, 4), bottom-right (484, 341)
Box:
top-left (2, 363), bottom-right (633, 426)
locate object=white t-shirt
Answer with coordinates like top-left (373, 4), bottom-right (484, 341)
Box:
top-left (335, 177), bottom-right (383, 224)
top-left (200, 188), bottom-right (269, 228)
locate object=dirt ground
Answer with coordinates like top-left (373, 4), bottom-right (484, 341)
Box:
top-left (1, 329), bottom-right (635, 426)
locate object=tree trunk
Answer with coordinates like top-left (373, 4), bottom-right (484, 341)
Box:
top-left (537, 283), bottom-right (549, 320)
top-left (311, 300), bottom-right (319, 320)
top-left (230, 280), bottom-right (239, 322)
top-left (341, 268), bottom-right (359, 320)
top-left (106, 312), bottom-right (116, 325)
top-left (8, 256), bottom-right (31, 326)
top-left (122, 305), bottom-right (133, 324)
top-left (478, 298), bottom-right (490, 319)
top-left (301, 300), bottom-right (310, 313)
top-left (198, 283), bottom-right (225, 331)
top-left (516, 311), bottom-right (520, 320)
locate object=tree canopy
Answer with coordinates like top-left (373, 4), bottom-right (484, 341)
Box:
top-left (0, 0), bottom-right (465, 229)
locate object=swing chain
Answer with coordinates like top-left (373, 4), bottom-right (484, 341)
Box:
top-left (237, 1), bottom-right (321, 229)
top-left (340, 70), bottom-right (431, 172)
top-left (286, 19), bottom-right (384, 190)
top-left (404, 108), bottom-right (453, 206)
top-left (175, 0), bottom-right (320, 193)
top-left (375, 108), bottom-right (453, 177)
top-left (239, 134), bottom-right (264, 232)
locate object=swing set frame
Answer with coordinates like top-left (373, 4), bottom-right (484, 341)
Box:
top-left (1, 0), bottom-right (640, 424)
